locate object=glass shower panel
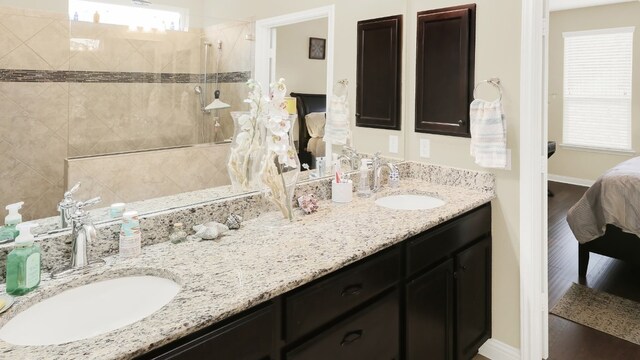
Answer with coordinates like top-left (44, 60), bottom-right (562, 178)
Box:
top-left (66, 0), bottom-right (204, 157)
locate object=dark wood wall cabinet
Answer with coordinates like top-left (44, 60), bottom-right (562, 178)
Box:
top-left (140, 204), bottom-right (491, 360)
top-left (356, 15), bottom-right (403, 130)
top-left (415, 4), bottom-right (476, 137)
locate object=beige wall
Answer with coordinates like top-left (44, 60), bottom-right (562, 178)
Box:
top-left (403, 0), bottom-right (523, 349)
top-left (275, 18), bottom-right (328, 94)
top-left (548, 2), bottom-right (640, 181)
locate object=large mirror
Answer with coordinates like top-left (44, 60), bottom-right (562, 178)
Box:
top-left (0, 0), bottom-right (406, 235)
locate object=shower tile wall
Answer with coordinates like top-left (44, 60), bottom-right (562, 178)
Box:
top-left (0, 5), bottom-right (252, 221)
top-left (66, 143), bottom-right (231, 206)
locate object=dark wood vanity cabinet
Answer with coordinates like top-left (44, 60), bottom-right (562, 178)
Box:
top-left (142, 204), bottom-right (491, 360)
top-left (356, 15), bottom-right (402, 130)
top-left (405, 204), bottom-right (491, 360)
top-left (415, 4), bottom-right (476, 137)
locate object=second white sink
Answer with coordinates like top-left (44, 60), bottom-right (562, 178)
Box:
top-left (375, 194), bottom-right (446, 210)
top-left (0, 275), bottom-right (180, 346)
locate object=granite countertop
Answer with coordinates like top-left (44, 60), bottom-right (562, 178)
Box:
top-left (0, 178), bottom-right (494, 360)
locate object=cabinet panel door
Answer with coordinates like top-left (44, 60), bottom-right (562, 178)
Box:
top-left (356, 15), bottom-right (402, 130)
top-left (287, 290), bottom-right (399, 360)
top-left (415, 4), bottom-right (475, 137)
top-left (406, 259), bottom-right (454, 360)
top-left (149, 305), bottom-right (275, 360)
top-left (455, 237), bottom-right (491, 360)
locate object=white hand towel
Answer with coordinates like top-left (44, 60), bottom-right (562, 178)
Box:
top-left (469, 99), bottom-right (507, 169)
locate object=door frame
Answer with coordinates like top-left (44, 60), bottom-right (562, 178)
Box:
top-left (519, 0), bottom-right (550, 359)
top-left (254, 6), bottom-right (336, 160)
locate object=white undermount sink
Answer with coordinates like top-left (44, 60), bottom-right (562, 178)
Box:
top-left (0, 275), bottom-right (180, 346)
top-left (375, 194), bottom-right (446, 210)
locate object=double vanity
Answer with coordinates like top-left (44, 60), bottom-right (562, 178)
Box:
top-left (0, 163), bottom-right (494, 360)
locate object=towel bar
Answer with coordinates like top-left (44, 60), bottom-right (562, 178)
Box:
top-left (473, 78), bottom-right (502, 102)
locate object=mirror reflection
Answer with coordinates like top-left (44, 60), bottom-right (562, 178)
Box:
top-left (0, 0), bottom-right (401, 234)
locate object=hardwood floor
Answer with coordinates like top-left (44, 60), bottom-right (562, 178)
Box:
top-left (548, 181), bottom-right (640, 359)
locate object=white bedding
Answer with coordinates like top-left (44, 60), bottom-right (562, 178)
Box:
top-left (567, 157), bottom-right (640, 244)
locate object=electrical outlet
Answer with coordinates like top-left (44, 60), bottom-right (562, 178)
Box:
top-left (420, 139), bottom-right (430, 158)
top-left (389, 135), bottom-right (399, 154)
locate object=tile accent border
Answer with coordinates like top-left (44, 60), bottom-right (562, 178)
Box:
top-left (0, 69), bottom-right (251, 84)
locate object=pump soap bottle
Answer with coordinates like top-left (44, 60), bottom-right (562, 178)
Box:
top-left (357, 159), bottom-right (372, 198)
top-left (0, 202), bottom-right (24, 243)
top-left (6, 222), bottom-right (41, 296)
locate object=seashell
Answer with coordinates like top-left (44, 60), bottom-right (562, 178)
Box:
top-left (193, 222), bottom-right (229, 240)
top-left (297, 194), bottom-right (319, 214)
top-left (226, 214), bottom-right (243, 230)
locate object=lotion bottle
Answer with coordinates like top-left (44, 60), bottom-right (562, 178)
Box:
top-left (6, 222), bottom-right (41, 296)
top-left (357, 159), bottom-right (372, 198)
top-left (119, 211), bottom-right (141, 258)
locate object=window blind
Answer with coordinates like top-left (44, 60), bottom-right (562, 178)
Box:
top-left (563, 27), bottom-right (634, 151)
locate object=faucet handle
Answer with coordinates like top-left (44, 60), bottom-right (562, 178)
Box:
top-left (64, 182), bottom-right (81, 199)
top-left (76, 197), bottom-right (101, 210)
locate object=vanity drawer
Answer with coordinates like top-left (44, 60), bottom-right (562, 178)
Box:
top-left (286, 290), bottom-right (399, 360)
top-left (146, 304), bottom-right (275, 360)
top-left (406, 204), bottom-right (490, 277)
top-left (284, 247), bottom-right (400, 341)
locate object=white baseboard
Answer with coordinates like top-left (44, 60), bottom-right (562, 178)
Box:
top-left (478, 338), bottom-right (520, 360)
top-left (548, 174), bottom-right (594, 187)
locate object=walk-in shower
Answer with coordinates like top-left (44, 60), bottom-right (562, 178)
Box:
top-left (195, 40), bottom-right (232, 143)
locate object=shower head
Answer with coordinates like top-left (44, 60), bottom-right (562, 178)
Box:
top-left (194, 85), bottom-right (206, 111)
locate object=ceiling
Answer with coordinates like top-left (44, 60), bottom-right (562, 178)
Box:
top-left (550, 0), bottom-right (637, 11)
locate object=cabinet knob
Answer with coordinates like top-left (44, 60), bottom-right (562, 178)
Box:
top-left (355, 113), bottom-right (361, 117)
top-left (340, 329), bottom-right (363, 346)
top-left (341, 284), bottom-right (363, 297)
top-left (458, 119), bottom-right (465, 126)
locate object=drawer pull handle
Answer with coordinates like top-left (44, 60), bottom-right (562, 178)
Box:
top-left (341, 284), bottom-right (363, 297)
top-left (340, 330), bottom-right (363, 346)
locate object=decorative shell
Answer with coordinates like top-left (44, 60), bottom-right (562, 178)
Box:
top-left (297, 194), bottom-right (319, 214)
top-left (193, 222), bottom-right (229, 240)
top-left (225, 214), bottom-right (243, 230)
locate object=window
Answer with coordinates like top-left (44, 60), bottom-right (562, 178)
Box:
top-left (562, 27), bottom-right (634, 152)
top-left (68, 0), bottom-right (188, 32)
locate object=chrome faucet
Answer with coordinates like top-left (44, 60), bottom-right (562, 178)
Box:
top-left (338, 146), bottom-right (361, 171)
top-left (70, 197), bottom-right (101, 269)
top-left (58, 182), bottom-right (81, 229)
top-left (372, 153), bottom-right (400, 193)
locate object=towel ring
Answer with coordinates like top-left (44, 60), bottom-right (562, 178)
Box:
top-left (473, 78), bottom-right (502, 102)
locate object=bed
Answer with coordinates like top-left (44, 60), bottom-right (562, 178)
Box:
top-left (566, 157), bottom-right (640, 277)
top-left (289, 92), bottom-right (326, 168)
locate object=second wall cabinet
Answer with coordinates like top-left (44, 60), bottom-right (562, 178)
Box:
top-left (415, 4), bottom-right (476, 137)
top-left (356, 15), bottom-right (403, 130)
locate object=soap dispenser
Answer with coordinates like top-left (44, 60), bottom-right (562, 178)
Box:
top-left (0, 202), bottom-right (24, 243)
top-left (6, 222), bottom-right (41, 296)
top-left (357, 159), bottom-right (372, 198)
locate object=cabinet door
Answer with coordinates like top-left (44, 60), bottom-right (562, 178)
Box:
top-left (356, 15), bottom-right (402, 130)
top-left (455, 237), bottom-right (491, 360)
top-left (148, 305), bottom-right (275, 360)
top-left (415, 4), bottom-right (475, 137)
top-left (406, 259), bottom-right (454, 360)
